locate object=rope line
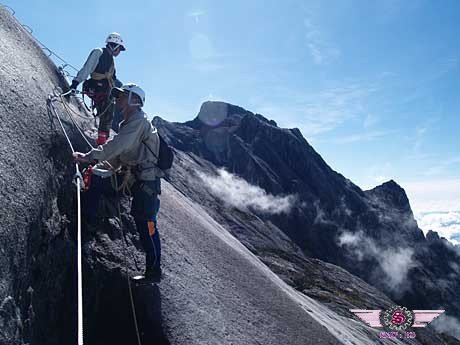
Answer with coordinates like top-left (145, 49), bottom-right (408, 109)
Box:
top-left (55, 89), bottom-right (94, 120)
top-left (76, 176), bottom-right (84, 345)
top-left (114, 177), bottom-right (142, 345)
top-left (89, 98), bottom-right (115, 119)
top-left (48, 94), bottom-right (94, 150)
top-left (47, 97), bottom-right (76, 153)
top-left (6, 3), bottom-right (144, 342)
top-left (46, 97), bottom-right (84, 345)
top-left (60, 97), bottom-right (95, 150)
top-left (49, 96), bottom-right (143, 345)
top-left (58, 87), bottom-right (114, 120)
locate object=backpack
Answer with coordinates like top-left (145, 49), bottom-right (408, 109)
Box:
top-left (157, 134), bottom-right (174, 171)
top-left (143, 133), bottom-right (174, 172)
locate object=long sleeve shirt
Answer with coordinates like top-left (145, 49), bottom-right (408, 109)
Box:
top-left (87, 109), bottom-right (163, 181)
top-left (74, 48), bottom-right (104, 83)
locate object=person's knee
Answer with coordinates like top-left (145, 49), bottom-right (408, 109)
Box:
top-left (147, 220), bottom-right (156, 237)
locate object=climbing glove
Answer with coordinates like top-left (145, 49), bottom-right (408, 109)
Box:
top-left (69, 79), bottom-right (79, 91)
top-left (96, 131), bottom-right (109, 145)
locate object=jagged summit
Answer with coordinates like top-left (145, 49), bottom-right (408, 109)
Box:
top-left (426, 229), bottom-right (441, 242)
top-left (1, 6), bottom-right (459, 345)
top-left (185, 100), bottom-right (251, 129)
top-left (0, 8), bottom-right (410, 345)
top-left (158, 100), bottom-right (460, 333)
top-left (184, 100), bottom-right (278, 131)
top-left (366, 179), bottom-right (412, 213)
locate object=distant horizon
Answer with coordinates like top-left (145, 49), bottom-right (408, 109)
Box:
top-left (4, 0), bottom-right (459, 244)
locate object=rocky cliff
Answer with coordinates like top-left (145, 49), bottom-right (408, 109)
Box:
top-left (0, 6), bottom-right (459, 345)
top-left (157, 100), bottom-right (460, 340)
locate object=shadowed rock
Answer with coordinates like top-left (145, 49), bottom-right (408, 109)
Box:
top-left (1, 6), bottom-right (459, 345)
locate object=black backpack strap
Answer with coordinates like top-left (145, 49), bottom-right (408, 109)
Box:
top-left (142, 138), bottom-right (159, 161)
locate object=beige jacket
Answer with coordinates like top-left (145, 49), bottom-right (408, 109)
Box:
top-left (87, 109), bottom-right (163, 181)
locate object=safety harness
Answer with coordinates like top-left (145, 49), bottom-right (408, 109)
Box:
top-left (82, 48), bottom-right (116, 115)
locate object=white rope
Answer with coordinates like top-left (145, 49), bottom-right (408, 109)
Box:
top-left (47, 97), bottom-right (84, 345)
top-left (76, 174), bottom-right (84, 345)
top-left (59, 96), bottom-right (95, 150)
top-left (49, 95), bottom-right (144, 345)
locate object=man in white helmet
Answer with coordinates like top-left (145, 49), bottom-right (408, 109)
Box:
top-left (74, 83), bottom-right (164, 281)
top-left (69, 32), bottom-right (126, 145)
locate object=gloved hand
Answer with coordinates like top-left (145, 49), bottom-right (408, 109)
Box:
top-left (69, 79), bottom-right (79, 91)
top-left (73, 152), bottom-right (91, 163)
top-left (64, 80), bottom-right (79, 99)
top-left (96, 131), bottom-right (109, 145)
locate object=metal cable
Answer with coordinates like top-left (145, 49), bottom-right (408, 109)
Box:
top-left (5, 6), bottom-right (143, 342)
top-left (4, 3), bottom-right (138, 343)
top-left (59, 97), bottom-right (95, 150)
top-left (114, 177), bottom-right (142, 345)
top-left (0, 3), bottom-right (78, 74)
top-left (51, 95), bottom-right (142, 345)
top-left (47, 97), bottom-right (76, 153)
top-left (48, 94), bottom-right (94, 150)
top-left (54, 89), bottom-right (93, 120)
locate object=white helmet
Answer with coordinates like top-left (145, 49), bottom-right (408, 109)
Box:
top-left (106, 32), bottom-right (126, 51)
top-left (111, 83), bottom-right (145, 106)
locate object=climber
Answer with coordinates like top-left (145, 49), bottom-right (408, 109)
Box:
top-left (74, 83), bottom-right (163, 282)
top-left (68, 32), bottom-right (126, 145)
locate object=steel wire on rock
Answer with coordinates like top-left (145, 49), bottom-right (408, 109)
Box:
top-left (5, 3), bottom-right (146, 342)
top-left (49, 97), bottom-right (143, 345)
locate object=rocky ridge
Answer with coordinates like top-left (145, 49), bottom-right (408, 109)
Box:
top-left (0, 6), bottom-right (459, 345)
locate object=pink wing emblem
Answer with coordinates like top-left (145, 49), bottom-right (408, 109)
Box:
top-left (350, 310), bottom-right (383, 327)
top-left (412, 310), bottom-right (445, 327)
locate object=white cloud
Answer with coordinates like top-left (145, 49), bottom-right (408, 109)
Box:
top-left (189, 33), bottom-right (215, 60)
top-left (303, 18), bottom-right (340, 65)
top-left (363, 113), bottom-right (379, 128)
top-left (423, 156), bottom-right (460, 177)
top-left (379, 247), bottom-right (417, 289)
top-left (412, 118), bottom-right (438, 153)
top-left (188, 32), bottom-right (229, 72)
top-left (415, 211), bottom-right (460, 245)
top-left (187, 10), bottom-right (205, 23)
top-left (313, 200), bottom-right (336, 226)
top-left (255, 83), bottom-right (379, 138)
top-left (332, 129), bottom-right (396, 144)
top-left (374, 175), bottom-right (388, 184)
top-left (197, 169), bottom-right (296, 214)
top-left (360, 162), bottom-right (395, 190)
top-left (338, 231), bottom-right (418, 290)
top-left (402, 179), bottom-right (460, 244)
top-left (430, 314), bottom-right (460, 341)
top-left (402, 179), bottom-right (460, 210)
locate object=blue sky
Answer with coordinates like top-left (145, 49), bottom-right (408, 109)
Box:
top-left (5, 0), bottom-right (460, 242)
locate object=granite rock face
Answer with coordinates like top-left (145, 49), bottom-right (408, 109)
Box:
top-left (157, 100), bottom-right (460, 330)
top-left (1, 6), bottom-right (459, 345)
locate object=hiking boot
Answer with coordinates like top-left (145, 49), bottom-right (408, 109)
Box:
top-left (83, 218), bottom-right (98, 234)
top-left (144, 267), bottom-right (162, 282)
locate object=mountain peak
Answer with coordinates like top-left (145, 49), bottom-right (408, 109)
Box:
top-left (185, 101), bottom-right (278, 130)
top-left (367, 179), bottom-right (411, 213)
top-left (184, 101), bottom-right (250, 129)
top-left (426, 230), bottom-right (441, 242)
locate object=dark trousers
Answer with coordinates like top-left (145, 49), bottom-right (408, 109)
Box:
top-left (95, 98), bottom-right (115, 134)
top-left (84, 174), bottom-right (118, 222)
top-left (84, 175), bottom-right (161, 271)
top-left (131, 180), bottom-right (161, 271)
